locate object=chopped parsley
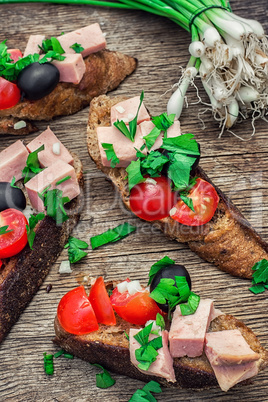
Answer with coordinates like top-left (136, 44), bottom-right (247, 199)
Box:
top-left (129, 381), bottom-right (162, 402)
top-left (0, 225), bottom-right (13, 235)
top-left (148, 256), bottom-right (175, 286)
top-left (26, 213), bottom-right (45, 249)
top-left (10, 176), bottom-right (19, 189)
top-left (69, 43), bottom-right (84, 53)
top-left (56, 175), bottom-right (71, 186)
top-left (150, 276), bottom-right (200, 317)
top-left (43, 353), bottom-right (54, 376)
top-left (91, 363), bottom-right (116, 389)
top-left (249, 259), bottom-right (268, 294)
top-left (38, 187), bottom-right (70, 225)
top-left (90, 222), bottom-right (136, 250)
top-left (101, 143), bottom-right (120, 168)
top-left (114, 91), bottom-right (144, 142)
top-left (134, 322), bottom-right (163, 371)
top-left (40, 37), bottom-right (65, 55)
top-left (64, 236), bottom-right (89, 263)
top-left (22, 144), bottom-right (45, 183)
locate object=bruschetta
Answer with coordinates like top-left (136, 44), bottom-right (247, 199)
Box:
top-left (0, 24), bottom-right (137, 136)
top-left (53, 270), bottom-right (268, 392)
top-left (0, 128), bottom-right (83, 343)
top-left (86, 94), bottom-right (268, 279)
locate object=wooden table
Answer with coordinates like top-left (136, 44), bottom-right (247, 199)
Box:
top-left (0, 1), bottom-right (267, 401)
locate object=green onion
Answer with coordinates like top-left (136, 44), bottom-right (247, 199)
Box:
top-left (0, 225), bottom-right (13, 235)
top-left (91, 363), bottom-right (116, 389)
top-left (90, 222), bottom-right (136, 249)
top-left (64, 236), bottom-right (89, 263)
top-left (129, 381), bottom-right (162, 401)
top-left (43, 353), bottom-right (54, 375)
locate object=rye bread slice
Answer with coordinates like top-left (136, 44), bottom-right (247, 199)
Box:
top-left (0, 153), bottom-right (83, 343)
top-left (0, 50), bottom-right (137, 135)
top-left (86, 95), bottom-right (268, 279)
top-left (53, 281), bottom-right (268, 390)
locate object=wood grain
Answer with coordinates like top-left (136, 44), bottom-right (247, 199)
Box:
top-left (0, 2), bottom-right (267, 401)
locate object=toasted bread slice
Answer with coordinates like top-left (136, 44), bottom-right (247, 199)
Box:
top-left (0, 153), bottom-right (83, 343)
top-left (86, 95), bottom-right (268, 279)
top-left (53, 281), bottom-right (268, 390)
top-left (0, 50), bottom-right (137, 135)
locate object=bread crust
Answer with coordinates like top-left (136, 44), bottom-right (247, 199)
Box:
top-left (53, 307), bottom-right (268, 390)
top-left (86, 95), bottom-right (268, 279)
top-left (0, 50), bottom-right (137, 135)
top-left (0, 153), bottom-right (83, 343)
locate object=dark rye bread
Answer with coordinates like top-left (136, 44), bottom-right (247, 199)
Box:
top-left (0, 153), bottom-right (83, 343)
top-left (0, 50), bottom-right (137, 135)
top-left (86, 95), bottom-right (268, 279)
top-left (53, 282), bottom-right (268, 390)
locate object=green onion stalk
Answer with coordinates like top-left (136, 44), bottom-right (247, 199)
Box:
top-left (3, 0), bottom-right (268, 138)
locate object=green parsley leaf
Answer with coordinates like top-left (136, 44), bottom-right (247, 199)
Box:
top-left (43, 353), bottom-right (54, 375)
top-left (249, 259), bottom-right (268, 294)
top-left (155, 313), bottom-right (165, 331)
top-left (179, 292), bottom-right (200, 316)
top-left (91, 363), bottom-right (116, 389)
top-left (140, 151), bottom-right (169, 178)
top-left (162, 132), bottom-right (200, 156)
top-left (151, 113), bottom-right (175, 136)
top-left (26, 213), bottom-right (45, 249)
top-left (41, 37), bottom-right (65, 54)
top-left (39, 50), bottom-right (65, 63)
top-left (101, 143), bottom-right (120, 168)
top-left (179, 193), bottom-right (195, 212)
top-left (148, 256), bottom-right (175, 285)
top-left (114, 91), bottom-right (144, 142)
top-left (249, 284), bottom-right (266, 294)
top-left (0, 225), bottom-right (13, 235)
top-left (134, 323), bottom-right (163, 371)
top-left (38, 188), bottom-right (69, 225)
top-left (22, 144), bottom-right (44, 183)
top-left (129, 381), bottom-right (162, 402)
top-left (90, 222), bottom-right (136, 250)
top-left (69, 43), bottom-right (84, 53)
top-left (143, 126), bottom-right (161, 151)
top-left (126, 159), bottom-right (145, 191)
top-left (134, 322), bottom-right (153, 346)
top-left (64, 236), bottom-right (89, 263)
top-left (10, 176), bottom-right (19, 189)
top-left (167, 153), bottom-right (194, 191)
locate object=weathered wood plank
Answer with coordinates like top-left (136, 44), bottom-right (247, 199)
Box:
top-left (0, 1), bottom-right (268, 401)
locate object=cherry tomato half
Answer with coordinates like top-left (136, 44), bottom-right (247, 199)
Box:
top-left (89, 277), bottom-right (116, 326)
top-left (110, 282), bottom-right (162, 326)
top-left (129, 176), bottom-right (176, 221)
top-left (57, 286), bottom-right (99, 335)
top-left (0, 77), bottom-right (21, 110)
top-left (0, 208), bottom-right (28, 259)
top-left (170, 178), bottom-right (219, 226)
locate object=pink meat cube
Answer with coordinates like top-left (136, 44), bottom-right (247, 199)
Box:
top-left (169, 299), bottom-right (215, 358)
top-left (110, 97), bottom-right (150, 126)
top-left (24, 35), bottom-right (45, 57)
top-left (0, 140), bottom-right (29, 182)
top-left (25, 160), bottom-right (80, 211)
top-left (57, 23), bottom-right (106, 58)
top-left (205, 330), bottom-right (260, 391)
top-left (52, 53), bottom-right (86, 84)
top-left (129, 328), bottom-right (176, 382)
top-left (26, 127), bottom-right (73, 168)
top-left (97, 125), bottom-right (146, 168)
top-left (139, 120), bottom-right (181, 151)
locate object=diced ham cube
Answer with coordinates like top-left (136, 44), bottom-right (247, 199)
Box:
top-left (169, 299), bottom-right (215, 358)
top-left (129, 328), bottom-right (176, 383)
top-left (26, 127), bottom-right (74, 168)
top-left (97, 125), bottom-right (146, 168)
top-left (205, 330), bottom-right (260, 392)
top-left (110, 97), bottom-right (150, 126)
top-left (25, 160), bottom-right (80, 211)
top-left (52, 53), bottom-right (86, 84)
top-left (0, 140), bottom-right (29, 182)
top-left (139, 120), bottom-right (181, 151)
top-left (24, 35), bottom-right (45, 57)
top-left (57, 23), bottom-right (106, 58)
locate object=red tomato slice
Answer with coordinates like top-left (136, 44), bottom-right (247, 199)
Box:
top-left (129, 176), bottom-right (176, 221)
top-left (57, 286), bottom-right (99, 335)
top-left (89, 277), bottom-right (116, 326)
top-left (170, 178), bottom-right (219, 226)
top-left (8, 49), bottom-right (23, 63)
top-left (110, 282), bottom-right (162, 325)
top-left (0, 209), bottom-right (28, 259)
top-left (0, 77), bottom-right (21, 110)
